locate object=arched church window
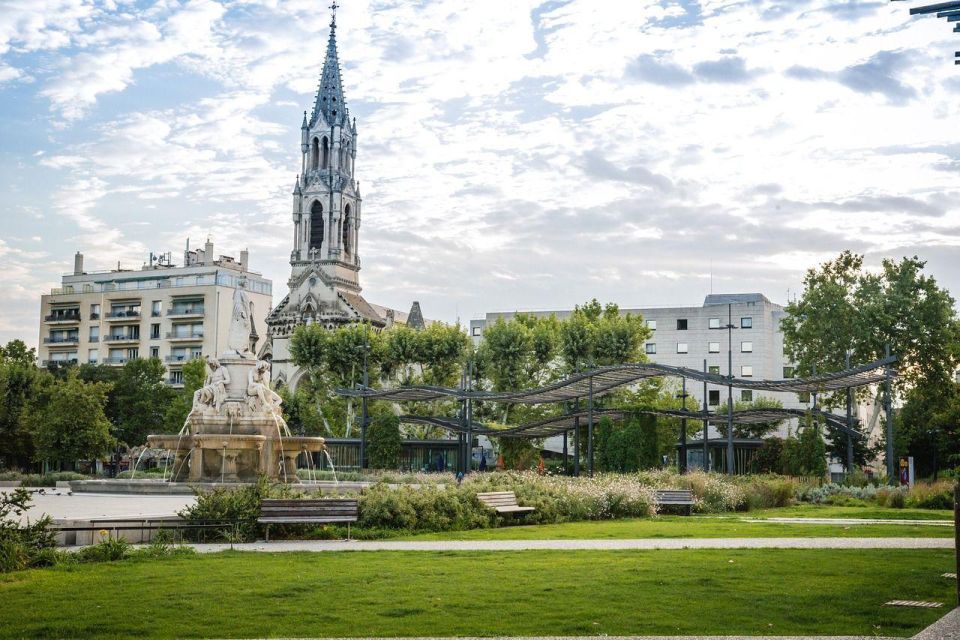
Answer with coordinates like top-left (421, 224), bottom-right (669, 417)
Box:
top-left (311, 138), bottom-right (319, 170)
top-left (310, 201), bottom-right (324, 252)
top-left (321, 137), bottom-right (329, 170)
top-left (342, 204), bottom-right (351, 256)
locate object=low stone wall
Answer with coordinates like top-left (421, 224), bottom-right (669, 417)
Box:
top-left (54, 515), bottom-right (186, 546)
top-left (69, 479), bottom-right (373, 494)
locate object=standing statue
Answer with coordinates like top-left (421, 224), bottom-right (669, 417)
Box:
top-left (192, 356), bottom-right (231, 414)
top-left (247, 360), bottom-right (282, 414)
top-left (227, 283), bottom-right (254, 358)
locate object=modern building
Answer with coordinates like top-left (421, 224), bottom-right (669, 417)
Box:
top-left (37, 239), bottom-right (272, 387)
top-left (263, 9), bottom-right (424, 388)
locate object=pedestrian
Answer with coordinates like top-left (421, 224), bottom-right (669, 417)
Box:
top-left (479, 452), bottom-right (488, 472)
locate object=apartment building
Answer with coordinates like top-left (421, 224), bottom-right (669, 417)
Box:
top-left (38, 239), bottom-right (271, 386)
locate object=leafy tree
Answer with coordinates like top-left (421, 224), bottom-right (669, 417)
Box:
top-left (0, 343), bottom-right (46, 470)
top-left (713, 396), bottom-right (786, 439)
top-left (596, 414), bottom-right (658, 472)
top-left (782, 415), bottom-right (828, 477)
top-left (27, 370), bottom-right (115, 467)
top-left (780, 252), bottom-right (960, 468)
top-left (110, 358), bottom-right (175, 446)
top-left (278, 386), bottom-right (327, 436)
top-left (164, 358), bottom-right (208, 432)
top-left (367, 414), bottom-right (402, 469)
top-left (560, 300), bottom-right (651, 369)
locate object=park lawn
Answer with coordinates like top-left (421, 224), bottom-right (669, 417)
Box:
top-left (398, 515), bottom-right (953, 541)
top-left (0, 549), bottom-right (954, 638)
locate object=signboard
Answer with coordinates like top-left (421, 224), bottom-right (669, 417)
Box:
top-left (898, 456), bottom-right (914, 487)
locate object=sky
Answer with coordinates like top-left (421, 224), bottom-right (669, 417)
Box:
top-left (2, 0), bottom-right (960, 349)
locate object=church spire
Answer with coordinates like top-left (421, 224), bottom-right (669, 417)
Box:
top-left (310, 2), bottom-right (349, 129)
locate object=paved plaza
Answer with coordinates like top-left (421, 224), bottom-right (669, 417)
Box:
top-left (15, 490), bottom-right (195, 525)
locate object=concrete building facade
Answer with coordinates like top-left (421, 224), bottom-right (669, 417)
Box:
top-left (38, 240), bottom-right (271, 387)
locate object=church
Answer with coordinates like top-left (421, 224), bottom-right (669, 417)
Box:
top-left (262, 8), bottom-right (424, 388)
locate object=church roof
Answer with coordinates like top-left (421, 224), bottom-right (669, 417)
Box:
top-left (339, 290), bottom-right (385, 326)
top-left (310, 13), bottom-right (350, 130)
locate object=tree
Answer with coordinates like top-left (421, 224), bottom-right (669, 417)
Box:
top-left (713, 396), bottom-right (786, 439)
top-left (27, 370), bottom-right (115, 468)
top-left (560, 300), bottom-right (651, 370)
top-left (782, 415), bottom-right (828, 477)
top-left (164, 358), bottom-right (208, 433)
top-left (110, 358), bottom-right (175, 446)
top-left (781, 252), bottom-right (960, 468)
top-left (0, 343), bottom-right (46, 471)
top-left (366, 414), bottom-right (402, 469)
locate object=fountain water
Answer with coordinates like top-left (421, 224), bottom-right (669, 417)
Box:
top-left (322, 450), bottom-right (339, 486)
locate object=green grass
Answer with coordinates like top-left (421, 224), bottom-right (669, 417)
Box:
top-left (745, 504), bottom-right (954, 520)
top-left (397, 514), bottom-right (953, 540)
top-left (0, 549), bottom-right (954, 638)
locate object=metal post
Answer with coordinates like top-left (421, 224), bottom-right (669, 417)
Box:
top-left (845, 352), bottom-right (854, 473)
top-left (360, 328), bottom-right (369, 471)
top-left (885, 344), bottom-right (895, 484)
top-left (726, 303), bottom-right (735, 475)
top-left (954, 481), bottom-right (959, 607)
top-left (702, 359), bottom-right (709, 471)
top-left (679, 377), bottom-right (688, 473)
top-left (466, 360), bottom-right (473, 474)
top-left (587, 372), bottom-right (594, 477)
top-left (562, 429), bottom-right (569, 475)
top-left (812, 363), bottom-right (818, 412)
top-left (574, 399), bottom-right (581, 477)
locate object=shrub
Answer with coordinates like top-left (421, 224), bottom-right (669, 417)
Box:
top-left (78, 535), bottom-right (129, 562)
top-left (367, 415), bottom-right (402, 470)
top-left (740, 476), bottom-right (798, 510)
top-left (0, 471), bottom-right (88, 487)
top-left (906, 481), bottom-right (954, 510)
top-left (179, 478), bottom-right (270, 542)
top-left (0, 488), bottom-right (56, 573)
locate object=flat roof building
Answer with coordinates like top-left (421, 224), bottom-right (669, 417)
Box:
top-left (38, 239), bottom-right (271, 387)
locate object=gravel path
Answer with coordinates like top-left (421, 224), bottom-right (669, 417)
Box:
top-left (188, 537), bottom-right (954, 553)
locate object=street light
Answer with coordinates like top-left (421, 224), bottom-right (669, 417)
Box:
top-left (710, 303), bottom-right (736, 475)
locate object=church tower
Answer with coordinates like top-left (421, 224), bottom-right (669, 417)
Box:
top-left (264, 5), bottom-right (385, 387)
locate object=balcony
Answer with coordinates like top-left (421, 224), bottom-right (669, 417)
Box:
top-left (164, 354), bottom-right (200, 364)
top-left (102, 356), bottom-right (129, 366)
top-left (41, 358), bottom-right (78, 367)
top-left (90, 312), bottom-right (100, 320)
top-left (166, 331), bottom-right (203, 342)
top-left (44, 336), bottom-right (80, 345)
top-left (44, 311), bottom-right (80, 324)
top-left (102, 334), bottom-right (141, 344)
top-left (166, 377), bottom-right (185, 388)
top-left (167, 306), bottom-right (205, 318)
top-left (105, 310), bottom-right (141, 321)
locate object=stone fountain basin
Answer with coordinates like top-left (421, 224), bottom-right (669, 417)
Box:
top-left (146, 434), bottom-right (325, 452)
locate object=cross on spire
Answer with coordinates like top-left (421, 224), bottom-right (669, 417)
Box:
top-left (329, 1), bottom-right (339, 26)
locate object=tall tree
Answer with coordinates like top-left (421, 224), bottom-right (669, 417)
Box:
top-left (164, 358), bottom-right (208, 432)
top-left (27, 371), bottom-right (115, 468)
top-left (0, 342), bottom-right (45, 470)
top-left (110, 358), bottom-right (174, 446)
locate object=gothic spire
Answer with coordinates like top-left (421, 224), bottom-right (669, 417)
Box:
top-left (310, 2), bottom-right (349, 129)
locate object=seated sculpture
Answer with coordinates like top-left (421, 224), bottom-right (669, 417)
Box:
top-left (192, 357), bottom-right (231, 414)
top-left (247, 360), bottom-right (282, 414)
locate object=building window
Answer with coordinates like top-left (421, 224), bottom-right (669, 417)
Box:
top-left (645, 343), bottom-right (656, 354)
top-left (677, 342), bottom-right (688, 354)
top-left (676, 319), bottom-right (688, 330)
top-left (741, 317), bottom-right (752, 329)
top-left (708, 317), bottom-right (720, 329)
top-left (741, 390), bottom-right (753, 402)
top-left (170, 370), bottom-right (184, 385)
top-left (708, 342), bottom-right (720, 353)
top-left (151, 323), bottom-right (160, 339)
top-left (472, 326), bottom-right (481, 336)
top-left (646, 320), bottom-right (657, 331)
top-left (90, 303), bottom-right (100, 320)
top-left (127, 348), bottom-right (139, 360)
top-left (708, 390), bottom-right (720, 406)
top-left (783, 366), bottom-right (795, 379)
top-left (798, 391), bottom-right (811, 404)
top-left (741, 341), bottom-right (753, 353)
top-left (88, 349), bottom-right (98, 364)
top-left (709, 365), bottom-right (720, 375)
top-left (741, 365), bottom-right (753, 377)
top-left (152, 301), bottom-right (162, 317)
top-left (89, 326), bottom-right (99, 341)
top-left (150, 346), bottom-right (159, 359)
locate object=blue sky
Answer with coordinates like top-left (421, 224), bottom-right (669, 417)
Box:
top-left (1, 0), bottom-right (959, 348)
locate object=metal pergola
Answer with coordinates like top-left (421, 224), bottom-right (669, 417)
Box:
top-left (337, 354), bottom-right (898, 478)
top-left (893, 1), bottom-right (960, 62)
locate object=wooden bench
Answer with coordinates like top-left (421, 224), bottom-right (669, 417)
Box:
top-left (257, 499), bottom-right (359, 541)
top-left (477, 491), bottom-right (535, 515)
top-left (654, 489), bottom-right (695, 515)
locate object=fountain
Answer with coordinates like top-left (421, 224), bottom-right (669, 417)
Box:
top-left (147, 285), bottom-right (325, 483)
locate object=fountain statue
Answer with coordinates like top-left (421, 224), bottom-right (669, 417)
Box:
top-left (148, 284), bottom-right (325, 483)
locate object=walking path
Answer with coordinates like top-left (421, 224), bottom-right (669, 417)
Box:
top-left (188, 537), bottom-right (954, 553)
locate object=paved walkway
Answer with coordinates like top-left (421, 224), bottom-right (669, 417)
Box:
top-left (188, 537), bottom-right (954, 553)
top-left (15, 490), bottom-right (194, 525)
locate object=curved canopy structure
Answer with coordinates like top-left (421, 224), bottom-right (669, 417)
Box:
top-left (339, 356), bottom-right (896, 405)
top-left (400, 407), bottom-right (862, 440)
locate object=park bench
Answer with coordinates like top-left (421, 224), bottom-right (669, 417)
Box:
top-left (654, 489), bottom-right (695, 515)
top-left (257, 498), bottom-right (358, 541)
top-left (477, 491), bottom-right (536, 515)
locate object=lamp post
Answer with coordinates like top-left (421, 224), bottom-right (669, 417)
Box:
top-left (359, 322), bottom-right (370, 470)
top-left (702, 359), bottom-right (709, 471)
top-left (677, 377), bottom-right (688, 473)
top-left (884, 343), bottom-right (895, 484)
top-left (845, 350), bottom-right (854, 474)
top-left (711, 304), bottom-right (736, 475)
